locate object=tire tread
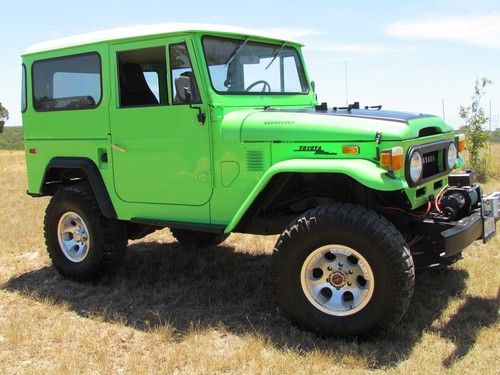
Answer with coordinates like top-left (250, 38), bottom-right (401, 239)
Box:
top-left (273, 203), bottom-right (415, 337)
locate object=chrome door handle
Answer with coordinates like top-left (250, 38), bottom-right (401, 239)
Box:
top-left (111, 144), bottom-right (126, 153)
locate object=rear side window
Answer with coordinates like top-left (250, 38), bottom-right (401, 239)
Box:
top-left (32, 53), bottom-right (101, 111)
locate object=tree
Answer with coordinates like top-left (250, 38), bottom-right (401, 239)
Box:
top-left (0, 102), bottom-right (8, 133)
top-left (459, 77), bottom-right (492, 182)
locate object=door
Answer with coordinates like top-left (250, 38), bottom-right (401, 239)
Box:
top-left (109, 37), bottom-right (212, 205)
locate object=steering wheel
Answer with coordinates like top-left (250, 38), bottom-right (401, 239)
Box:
top-left (245, 80), bottom-right (271, 92)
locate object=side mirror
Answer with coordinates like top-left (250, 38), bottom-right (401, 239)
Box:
top-left (311, 80), bottom-right (316, 93)
top-left (183, 87), bottom-right (206, 125)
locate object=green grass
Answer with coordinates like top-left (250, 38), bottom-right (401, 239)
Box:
top-left (0, 127), bottom-right (24, 150)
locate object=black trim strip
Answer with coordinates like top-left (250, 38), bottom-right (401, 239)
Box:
top-left (131, 218), bottom-right (225, 233)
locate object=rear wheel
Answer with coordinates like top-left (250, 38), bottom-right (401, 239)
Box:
top-left (170, 228), bottom-right (229, 248)
top-left (44, 183), bottom-right (127, 280)
top-left (273, 203), bottom-right (415, 337)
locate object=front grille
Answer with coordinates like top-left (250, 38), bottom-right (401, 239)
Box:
top-left (422, 150), bottom-right (441, 178)
top-left (406, 140), bottom-right (452, 187)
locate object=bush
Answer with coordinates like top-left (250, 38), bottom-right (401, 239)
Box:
top-left (0, 127), bottom-right (24, 150)
top-left (459, 78), bottom-right (492, 182)
top-left (0, 102), bottom-right (8, 133)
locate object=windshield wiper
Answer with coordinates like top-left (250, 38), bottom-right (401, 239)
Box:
top-left (225, 37), bottom-right (249, 66)
top-left (265, 41), bottom-right (286, 70)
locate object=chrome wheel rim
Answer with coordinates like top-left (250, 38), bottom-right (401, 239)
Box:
top-left (57, 212), bottom-right (90, 263)
top-left (300, 244), bottom-right (375, 316)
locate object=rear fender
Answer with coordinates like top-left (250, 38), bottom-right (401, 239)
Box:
top-left (39, 157), bottom-right (116, 218)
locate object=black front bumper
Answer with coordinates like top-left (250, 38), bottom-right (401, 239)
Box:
top-left (386, 179), bottom-right (499, 269)
top-left (410, 208), bottom-right (497, 259)
top-left (440, 211), bottom-right (483, 256)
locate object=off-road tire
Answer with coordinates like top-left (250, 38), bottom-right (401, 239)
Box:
top-left (170, 228), bottom-right (229, 248)
top-left (273, 203), bottom-right (415, 337)
top-left (44, 183), bottom-right (127, 280)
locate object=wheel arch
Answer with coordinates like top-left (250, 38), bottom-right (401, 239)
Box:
top-left (39, 157), bottom-right (116, 219)
top-left (226, 158), bottom-right (408, 233)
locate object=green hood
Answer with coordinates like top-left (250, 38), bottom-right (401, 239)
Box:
top-left (220, 108), bottom-right (454, 142)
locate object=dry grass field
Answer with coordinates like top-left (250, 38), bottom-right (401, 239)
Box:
top-left (0, 149), bottom-right (499, 374)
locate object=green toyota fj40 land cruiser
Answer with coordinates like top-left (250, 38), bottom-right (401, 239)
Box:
top-left (21, 24), bottom-right (499, 336)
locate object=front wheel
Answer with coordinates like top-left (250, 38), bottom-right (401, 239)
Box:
top-left (273, 203), bottom-right (415, 337)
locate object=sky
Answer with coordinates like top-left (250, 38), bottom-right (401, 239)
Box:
top-left (1, 0), bottom-right (500, 129)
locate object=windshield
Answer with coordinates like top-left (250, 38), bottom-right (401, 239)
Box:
top-left (202, 36), bottom-right (308, 94)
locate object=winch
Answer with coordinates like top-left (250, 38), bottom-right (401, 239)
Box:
top-left (440, 186), bottom-right (481, 221)
top-left (440, 171), bottom-right (481, 221)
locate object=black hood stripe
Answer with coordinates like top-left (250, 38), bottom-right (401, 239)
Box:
top-left (265, 108), bottom-right (436, 124)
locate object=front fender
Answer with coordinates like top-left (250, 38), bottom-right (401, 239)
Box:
top-left (225, 158), bottom-right (407, 233)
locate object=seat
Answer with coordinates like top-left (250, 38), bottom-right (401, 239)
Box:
top-left (119, 63), bottom-right (159, 107)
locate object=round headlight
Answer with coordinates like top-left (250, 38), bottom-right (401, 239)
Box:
top-left (409, 151), bottom-right (423, 183)
top-left (447, 142), bottom-right (457, 169)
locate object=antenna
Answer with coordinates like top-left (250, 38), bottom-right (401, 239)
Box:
top-left (344, 60), bottom-right (349, 106)
top-left (441, 98), bottom-right (445, 121)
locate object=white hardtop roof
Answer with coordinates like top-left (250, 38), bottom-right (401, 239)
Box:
top-left (23, 23), bottom-right (303, 55)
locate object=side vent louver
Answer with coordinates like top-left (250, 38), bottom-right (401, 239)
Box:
top-left (246, 150), bottom-right (264, 171)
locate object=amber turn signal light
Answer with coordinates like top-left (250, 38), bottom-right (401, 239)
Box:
top-left (342, 145), bottom-right (359, 155)
top-left (380, 146), bottom-right (404, 171)
top-left (456, 134), bottom-right (466, 152)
